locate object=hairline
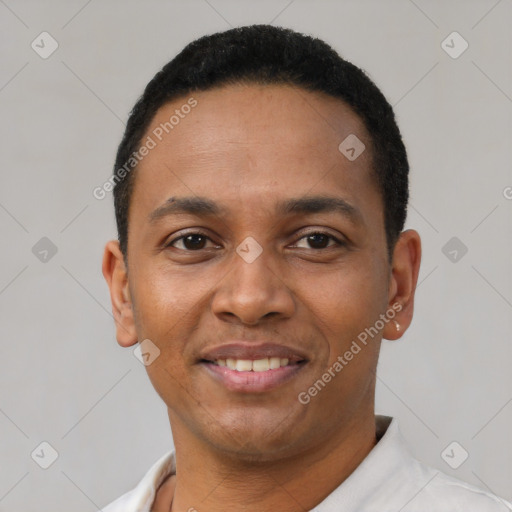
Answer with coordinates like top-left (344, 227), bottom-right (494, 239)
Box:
top-left (120, 80), bottom-right (396, 266)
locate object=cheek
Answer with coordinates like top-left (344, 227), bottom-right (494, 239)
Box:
top-left (129, 267), bottom-right (204, 388)
top-left (302, 258), bottom-right (387, 360)
top-left (135, 273), bottom-right (202, 409)
top-left (131, 263), bottom-right (207, 334)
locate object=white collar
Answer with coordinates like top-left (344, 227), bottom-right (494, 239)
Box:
top-left (102, 415), bottom-right (512, 511)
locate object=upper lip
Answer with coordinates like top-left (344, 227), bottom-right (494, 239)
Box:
top-left (198, 342), bottom-right (308, 363)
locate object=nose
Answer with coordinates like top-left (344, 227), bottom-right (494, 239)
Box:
top-left (211, 245), bottom-right (295, 326)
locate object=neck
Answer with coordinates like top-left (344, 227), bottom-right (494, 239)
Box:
top-left (168, 408), bottom-right (377, 512)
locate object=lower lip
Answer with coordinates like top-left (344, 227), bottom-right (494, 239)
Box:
top-left (200, 362), bottom-right (305, 393)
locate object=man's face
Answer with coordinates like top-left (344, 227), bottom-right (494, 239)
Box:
top-left (118, 84), bottom-right (395, 459)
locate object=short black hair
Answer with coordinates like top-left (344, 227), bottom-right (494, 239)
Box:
top-left (113, 24), bottom-right (409, 262)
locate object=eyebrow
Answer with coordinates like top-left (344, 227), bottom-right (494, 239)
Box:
top-left (276, 195), bottom-right (363, 225)
top-left (148, 195), bottom-right (363, 225)
top-left (149, 196), bottom-right (227, 223)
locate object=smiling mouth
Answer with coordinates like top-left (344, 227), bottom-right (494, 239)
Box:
top-left (199, 357), bottom-right (308, 393)
top-left (198, 342), bottom-right (309, 392)
top-left (205, 357), bottom-right (303, 372)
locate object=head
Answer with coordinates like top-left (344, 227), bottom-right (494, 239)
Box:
top-left (103, 25), bottom-right (421, 461)
top-left (113, 25), bottom-right (409, 263)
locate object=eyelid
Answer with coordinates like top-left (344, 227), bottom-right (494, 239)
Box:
top-left (165, 228), bottom-right (345, 251)
top-left (164, 229), bottom-right (218, 250)
top-left (291, 229), bottom-right (345, 248)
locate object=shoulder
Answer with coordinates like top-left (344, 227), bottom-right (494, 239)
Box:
top-left (426, 470), bottom-right (511, 511)
top-left (100, 450), bottom-right (176, 512)
top-left (370, 417), bottom-right (511, 512)
top-left (402, 456), bottom-right (512, 511)
top-left (101, 489), bottom-right (137, 512)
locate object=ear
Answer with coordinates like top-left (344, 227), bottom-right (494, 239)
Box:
top-left (382, 229), bottom-right (422, 341)
top-left (102, 240), bottom-right (138, 347)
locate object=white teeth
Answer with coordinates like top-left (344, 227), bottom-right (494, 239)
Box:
top-left (235, 359), bottom-right (253, 372)
top-left (269, 357), bottom-right (281, 369)
top-left (252, 358), bottom-right (270, 372)
top-left (214, 357), bottom-right (293, 371)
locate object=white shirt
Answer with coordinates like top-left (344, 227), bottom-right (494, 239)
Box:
top-left (102, 415), bottom-right (512, 511)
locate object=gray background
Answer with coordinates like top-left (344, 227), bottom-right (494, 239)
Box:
top-left (0, 0), bottom-right (511, 510)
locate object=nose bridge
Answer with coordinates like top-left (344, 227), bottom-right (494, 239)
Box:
top-left (212, 238), bottom-right (294, 324)
top-left (233, 241), bottom-right (274, 293)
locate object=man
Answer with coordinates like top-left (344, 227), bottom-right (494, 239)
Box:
top-left (101, 25), bottom-right (511, 511)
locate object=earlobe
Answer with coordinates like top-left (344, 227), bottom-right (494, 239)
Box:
top-left (102, 240), bottom-right (138, 347)
top-left (383, 229), bottom-right (422, 341)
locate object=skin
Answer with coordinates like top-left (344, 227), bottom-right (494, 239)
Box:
top-left (103, 83), bottom-right (421, 511)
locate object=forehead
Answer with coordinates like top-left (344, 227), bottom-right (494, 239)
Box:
top-left (130, 83), bottom-right (381, 227)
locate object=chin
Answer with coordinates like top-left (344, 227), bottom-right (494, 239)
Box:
top-left (199, 408), bottom-right (310, 462)
top-left (210, 433), bottom-right (302, 464)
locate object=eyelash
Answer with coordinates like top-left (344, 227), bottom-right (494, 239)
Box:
top-left (165, 230), bottom-right (345, 251)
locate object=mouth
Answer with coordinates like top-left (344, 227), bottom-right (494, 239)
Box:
top-left (198, 343), bottom-right (309, 393)
top-left (210, 356), bottom-right (297, 372)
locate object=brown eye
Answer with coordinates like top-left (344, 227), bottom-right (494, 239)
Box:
top-left (306, 233), bottom-right (330, 249)
top-left (294, 232), bottom-right (343, 250)
top-left (167, 233), bottom-right (214, 251)
top-left (182, 234), bottom-right (207, 250)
